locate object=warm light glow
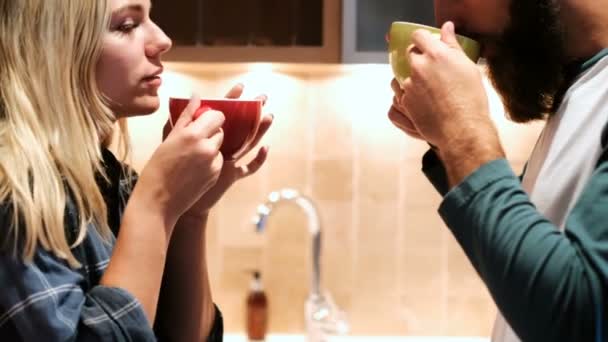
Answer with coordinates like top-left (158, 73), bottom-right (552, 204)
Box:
top-left (320, 64), bottom-right (404, 151)
top-left (124, 63), bottom-right (543, 171)
top-left (248, 63), bottom-right (274, 74)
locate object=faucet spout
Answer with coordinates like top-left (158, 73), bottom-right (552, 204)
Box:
top-left (253, 188), bottom-right (322, 297)
top-left (253, 188), bottom-right (349, 340)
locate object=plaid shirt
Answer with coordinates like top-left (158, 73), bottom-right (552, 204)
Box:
top-left (0, 149), bottom-right (223, 341)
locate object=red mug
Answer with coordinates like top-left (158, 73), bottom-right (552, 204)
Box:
top-left (169, 98), bottom-right (263, 161)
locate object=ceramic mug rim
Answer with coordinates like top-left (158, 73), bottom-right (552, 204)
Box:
top-left (168, 97), bottom-right (262, 103)
top-left (389, 21), bottom-right (479, 47)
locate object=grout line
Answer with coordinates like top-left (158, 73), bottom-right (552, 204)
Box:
top-left (396, 138), bottom-right (407, 319)
top-left (216, 204), bottom-right (225, 288)
top-left (306, 76), bottom-right (315, 197)
top-left (441, 220), bottom-right (449, 333)
top-left (351, 116), bottom-right (360, 306)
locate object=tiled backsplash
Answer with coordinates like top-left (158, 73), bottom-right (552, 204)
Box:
top-left (125, 63), bottom-right (544, 336)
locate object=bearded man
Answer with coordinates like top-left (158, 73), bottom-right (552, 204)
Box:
top-left (389, 1), bottom-right (608, 341)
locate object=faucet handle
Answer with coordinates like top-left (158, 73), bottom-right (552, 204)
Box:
top-left (253, 204), bottom-right (271, 232)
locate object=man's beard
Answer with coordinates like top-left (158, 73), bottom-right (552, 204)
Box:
top-left (485, 0), bottom-right (567, 123)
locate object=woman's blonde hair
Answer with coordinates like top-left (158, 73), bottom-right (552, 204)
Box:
top-left (0, 0), bottom-right (120, 267)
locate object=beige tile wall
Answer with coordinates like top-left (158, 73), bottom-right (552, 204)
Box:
top-left (125, 63), bottom-right (544, 337)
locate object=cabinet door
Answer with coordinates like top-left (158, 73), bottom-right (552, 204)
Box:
top-left (151, 0), bottom-right (339, 63)
top-left (342, 0), bottom-right (435, 63)
top-left (200, 0), bottom-right (293, 46)
top-left (150, 0), bottom-right (199, 45)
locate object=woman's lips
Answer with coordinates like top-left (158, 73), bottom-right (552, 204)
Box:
top-left (141, 75), bottom-right (162, 88)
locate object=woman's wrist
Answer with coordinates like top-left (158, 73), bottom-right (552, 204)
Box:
top-left (176, 211), bottom-right (210, 231)
top-left (128, 183), bottom-right (180, 234)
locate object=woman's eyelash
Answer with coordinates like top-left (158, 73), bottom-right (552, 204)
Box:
top-left (114, 18), bottom-right (140, 33)
top-left (119, 23), bottom-right (137, 32)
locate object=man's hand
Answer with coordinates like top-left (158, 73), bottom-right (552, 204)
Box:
top-left (388, 78), bottom-right (424, 140)
top-left (390, 21), bottom-right (505, 187)
top-left (398, 21), bottom-right (494, 148)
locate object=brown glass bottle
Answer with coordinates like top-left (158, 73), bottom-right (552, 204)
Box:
top-left (246, 271), bottom-right (268, 341)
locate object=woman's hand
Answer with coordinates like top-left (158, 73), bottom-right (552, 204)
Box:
top-left (134, 96), bottom-right (225, 226)
top-left (163, 84), bottom-right (274, 222)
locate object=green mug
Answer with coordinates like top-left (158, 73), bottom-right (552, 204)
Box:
top-left (388, 21), bottom-right (481, 86)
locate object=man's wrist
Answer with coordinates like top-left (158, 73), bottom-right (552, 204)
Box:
top-left (436, 127), bottom-right (505, 189)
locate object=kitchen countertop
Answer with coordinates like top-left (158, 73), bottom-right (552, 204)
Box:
top-left (224, 334), bottom-right (490, 342)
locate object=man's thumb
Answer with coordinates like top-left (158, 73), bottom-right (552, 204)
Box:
top-left (440, 21), bottom-right (461, 50)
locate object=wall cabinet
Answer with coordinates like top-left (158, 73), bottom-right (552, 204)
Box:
top-left (151, 0), bottom-right (341, 63)
top-left (151, 0), bottom-right (435, 64)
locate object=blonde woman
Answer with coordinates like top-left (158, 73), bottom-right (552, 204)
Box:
top-left (0, 0), bottom-right (272, 341)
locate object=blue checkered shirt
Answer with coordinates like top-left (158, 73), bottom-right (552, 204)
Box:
top-left (0, 149), bottom-right (223, 341)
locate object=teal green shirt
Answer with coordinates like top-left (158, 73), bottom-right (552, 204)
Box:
top-left (424, 151), bottom-right (606, 341)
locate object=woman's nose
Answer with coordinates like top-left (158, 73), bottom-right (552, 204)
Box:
top-left (146, 22), bottom-right (172, 57)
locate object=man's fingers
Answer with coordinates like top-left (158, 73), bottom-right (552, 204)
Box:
top-left (440, 21), bottom-right (462, 50)
top-left (410, 29), bottom-right (438, 55)
top-left (391, 78), bottom-right (403, 95)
